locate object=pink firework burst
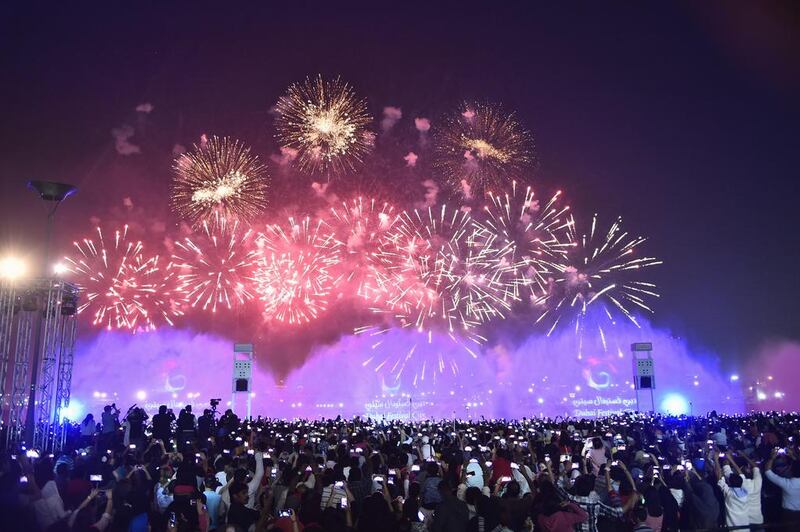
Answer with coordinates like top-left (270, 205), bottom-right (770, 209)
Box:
top-left (64, 225), bottom-right (183, 331)
top-left (132, 254), bottom-right (186, 331)
top-left (327, 197), bottom-right (399, 303)
top-left (254, 216), bottom-right (341, 325)
top-left (171, 218), bottom-right (260, 313)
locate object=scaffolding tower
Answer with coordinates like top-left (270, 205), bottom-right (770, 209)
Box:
top-left (0, 278), bottom-right (79, 450)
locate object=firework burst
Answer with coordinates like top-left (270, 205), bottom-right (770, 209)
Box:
top-left (254, 217), bottom-right (341, 325)
top-left (433, 102), bottom-right (534, 194)
top-left (64, 226), bottom-right (184, 331)
top-left (536, 214), bottom-right (662, 357)
top-left (171, 136), bottom-right (269, 227)
top-left (327, 197), bottom-right (399, 303)
top-left (274, 75), bottom-right (373, 175)
top-left (476, 181), bottom-right (572, 307)
top-left (361, 205), bottom-right (508, 354)
top-left (171, 218), bottom-right (260, 313)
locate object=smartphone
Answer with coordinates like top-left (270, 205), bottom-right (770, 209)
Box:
top-left (305, 466), bottom-right (312, 472)
top-left (662, 465), bottom-right (670, 470)
top-left (168, 512), bottom-right (177, 527)
top-left (341, 497), bottom-right (348, 508)
top-left (280, 509), bottom-right (293, 517)
top-left (373, 475), bottom-right (384, 482)
top-left (618, 445), bottom-right (626, 451)
top-left (20, 475), bottom-right (28, 483)
top-left (389, 469), bottom-right (397, 475)
top-left (778, 448), bottom-right (787, 454)
top-left (677, 465), bottom-right (685, 471)
top-left (26, 450), bottom-right (40, 459)
top-left (560, 454), bottom-right (569, 462)
top-left (642, 453), bottom-right (650, 458)
top-left (411, 465), bottom-right (420, 472)
top-left (612, 460), bottom-right (619, 466)
top-left (418, 510), bottom-right (425, 521)
top-left (571, 463), bottom-right (579, 470)
top-left (719, 453), bottom-right (726, 458)
top-left (129, 444), bottom-right (136, 449)
top-left (90, 474), bottom-right (103, 482)
top-left (500, 476), bottom-right (512, 483)
top-left (485, 461), bottom-right (493, 468)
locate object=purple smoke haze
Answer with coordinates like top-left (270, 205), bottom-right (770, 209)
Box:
top-left (70, 308), bottom-right (750, 421)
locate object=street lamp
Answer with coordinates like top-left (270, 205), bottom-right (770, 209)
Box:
top-left (24, 180), bottom-right (78, 445)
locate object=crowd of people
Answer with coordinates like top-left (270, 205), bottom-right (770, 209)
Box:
top-left (2, 405), bottom-right (800, 532)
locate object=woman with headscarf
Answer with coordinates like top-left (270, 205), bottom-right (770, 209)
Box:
top-left (458, 460), bottom-right (489, 500)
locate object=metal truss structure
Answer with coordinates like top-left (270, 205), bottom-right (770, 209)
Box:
top-left (0, 278), bottom-right (79, 450)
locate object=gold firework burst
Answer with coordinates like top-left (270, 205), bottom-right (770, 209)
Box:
top-left (171, 136), bottom-right (269, 227)
top-left (433, 102), bottom-right (534, 194)
top-left (274, 75), bottom-right (373, 175)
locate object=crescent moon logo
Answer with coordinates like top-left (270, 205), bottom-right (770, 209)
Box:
top-left (165, 374), bottom-right (187, 392)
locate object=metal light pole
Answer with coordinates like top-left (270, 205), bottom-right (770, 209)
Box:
top-left (23, 181), bottom-right (77, 446)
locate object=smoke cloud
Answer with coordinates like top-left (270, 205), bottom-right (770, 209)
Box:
top-left (418, 179), bottom-right (439, 207)
top-left (381, 106), bottom-right (402, 131)
top-left (135, 102), bottom-right (154, 114)
top-left (111, 124), bottom-right (141, 155)
top-left (414, 117), bottom-right (431, 132)
top-left (270, 147), bottom-right (299, 166)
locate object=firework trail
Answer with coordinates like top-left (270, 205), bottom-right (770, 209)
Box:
top-left (327, 197), bottom-right (400, 303)
top-left (254, 216), bottom-right (341, 325)
top-left (536, 214), bottom-right (662, 358)
top-left (274, 76), bottom-right (373, 176)
top-left (171, 136), bottom-right (269, 227)
top-left (433, 102), bottom-right (534, 194)
top-left (64, 226), bottom-right (183, 331)
top-left (476, 181), bottom-right (572, 307)
top-left (171, 217), bottom-right (260, 313)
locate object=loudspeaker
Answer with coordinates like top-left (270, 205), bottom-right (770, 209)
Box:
top-left (235, 378), bottom-right (249, 392)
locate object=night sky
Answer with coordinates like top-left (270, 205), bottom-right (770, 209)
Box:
top-left (1, 2), bottom-right (798, 368)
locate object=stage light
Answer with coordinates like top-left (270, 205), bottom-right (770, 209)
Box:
top-left (661, 393), bottom-right (690, 415)
top-left (730, 374), bottom-right (739, 382)
top-left (60, 399), bottom-right (84, 421)
top-left (53, 263), bottom-right (67, 275)
top-left (0, 256), bottom-right (26, 280)
top-left (757, 391), bottom-right (767, 401)
top-left (136, 390), bottom-right (147, 401)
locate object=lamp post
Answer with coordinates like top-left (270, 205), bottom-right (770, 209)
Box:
top-left (23, 181), bottom-right (77, 445)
